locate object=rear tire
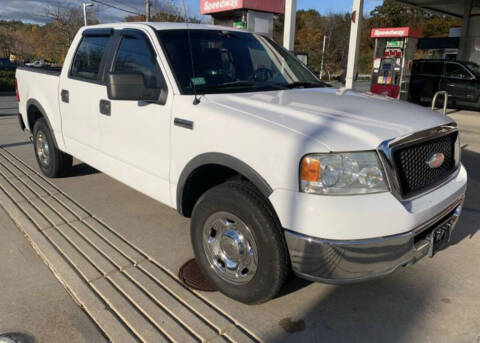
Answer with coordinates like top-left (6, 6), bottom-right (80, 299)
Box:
top-left (191, 180), bottom-right (289, 304)
top-left (33, 118), bottom-right (72, 178)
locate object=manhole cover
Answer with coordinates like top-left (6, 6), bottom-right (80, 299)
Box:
top-left (179, 259), bottom-right (216, 292)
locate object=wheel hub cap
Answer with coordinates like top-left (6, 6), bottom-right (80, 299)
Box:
top-left (203, 212), bottom-right (258, 284)
top-left (36, 131), bottom-right (50, 166)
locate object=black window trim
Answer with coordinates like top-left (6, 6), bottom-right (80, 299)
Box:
top-left (68, 30), bottom-right (114, 85)
top-left (82, 28), bottom-right (114, 37)
top-left (443, 61), bottom-right (475, 80)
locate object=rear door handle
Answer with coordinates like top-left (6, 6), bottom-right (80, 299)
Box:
top-left (61, 89), bottom-right (69, 103)
top-left (99, 100), bottom-right (111, 116)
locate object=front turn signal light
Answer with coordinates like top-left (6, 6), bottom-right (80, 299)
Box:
top-left (300, 157), bottom-right (320, 182)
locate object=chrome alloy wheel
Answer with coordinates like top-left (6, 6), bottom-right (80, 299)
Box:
top-left (35, 131), bottom-right (50, 166)
top-left (202, 211), bottom-right (258, 284)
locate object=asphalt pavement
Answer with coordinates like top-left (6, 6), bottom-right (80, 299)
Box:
top-left (0, 95), bottom-right (479, 343)
top-left (0, 95), bottom-right (17, 116)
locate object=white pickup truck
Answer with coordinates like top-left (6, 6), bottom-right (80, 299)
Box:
top-left (16, 23), bottom-right (467, 304)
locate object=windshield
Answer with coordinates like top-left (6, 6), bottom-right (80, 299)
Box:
top-left (157, 29), bottom-right (325, 94)
top-left (465, 62), bottom-right (480, 77)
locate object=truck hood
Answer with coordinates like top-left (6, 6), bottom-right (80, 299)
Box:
top-left (205, 88), bottom-right (454, 151)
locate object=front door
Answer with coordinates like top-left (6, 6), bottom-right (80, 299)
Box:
top-left (98, 28), bottom-right (172, 205)
top-left (441, 62), bottom-right (477, 103)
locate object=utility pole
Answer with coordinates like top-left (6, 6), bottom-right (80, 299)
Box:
top-left (320, 35), bottom-right (327, 80)
top-left (283, 0), bottom-right (297, 51)
top-left (146, 0), bottom-right (151, 22)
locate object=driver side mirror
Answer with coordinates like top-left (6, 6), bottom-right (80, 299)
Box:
top-left (107, 72), bottom-right (167, 104)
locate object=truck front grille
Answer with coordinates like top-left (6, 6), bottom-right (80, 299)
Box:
top-left (392, 131), bottom-right (458, 198)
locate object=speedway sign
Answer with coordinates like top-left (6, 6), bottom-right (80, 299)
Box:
top-left (371, 27), bottom-right (422, 38)
top-left (201, 0), bottom-right (241, 14)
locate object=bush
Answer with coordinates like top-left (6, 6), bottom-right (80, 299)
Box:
top-left (0, 70), bottom-right (15, 92)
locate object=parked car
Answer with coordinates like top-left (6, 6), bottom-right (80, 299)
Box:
top-left (15, 23), bottom-right (467, 304)
top-left (410, 59), bottom-right (480, 108)
top-left (0, 58), bottom-right (16, 71)
top-left (25, 60), bottom-right (46, 68)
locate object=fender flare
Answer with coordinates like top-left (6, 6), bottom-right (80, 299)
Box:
top-left (176, 153), bottom-right (273, 215)
top-left (26, 98), bottom-right (59, 149)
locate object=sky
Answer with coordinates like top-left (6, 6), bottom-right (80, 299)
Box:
top-left (0, 0), bottom-right (383, 25)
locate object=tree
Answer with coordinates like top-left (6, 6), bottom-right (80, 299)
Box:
top-left (125, 0), bottom-right (200, 23)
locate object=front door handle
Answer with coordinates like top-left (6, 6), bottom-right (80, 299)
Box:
top-left (99, 100), bottom-right (111, 116)
top-left (61, 89), bottom-right (69, 103)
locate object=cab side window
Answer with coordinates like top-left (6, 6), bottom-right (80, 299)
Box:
top-left (423, 62), bottom-right (442, 76)
top-left (113, 35), bottom-right (163, 88)
top-left (445, 63), bottom-right (471, 79)
top-left (71, 36), bottom-right (110, 81)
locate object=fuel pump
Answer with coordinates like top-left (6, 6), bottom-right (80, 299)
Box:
top-left (370, 27), bottom-right (422, 100)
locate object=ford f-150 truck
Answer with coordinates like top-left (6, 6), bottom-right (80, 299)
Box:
top-left (15, 23), bottom-right (467, 304)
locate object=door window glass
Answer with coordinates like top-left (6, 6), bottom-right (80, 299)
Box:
top-left (445, 63), bottom-right (471, 79)
top-left (113, 35), bottom-right (162, 88)
top-left (423, 62), bottom-right (442, 76)
top-left (411, 62), bottom-right (423, 74)
top-left (70, 36), bottom-right (110, 81)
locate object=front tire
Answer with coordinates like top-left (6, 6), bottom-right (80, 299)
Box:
top-left (33, 118), bottom-right (72, 178)
top-left (191, 180), bottom-right (289, 304)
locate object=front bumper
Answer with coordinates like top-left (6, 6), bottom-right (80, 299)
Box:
top-left (285, 196), bottom-right (464, 283)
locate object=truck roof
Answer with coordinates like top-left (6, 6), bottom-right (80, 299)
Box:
top-left (83, 22), bottom-right (243, 32)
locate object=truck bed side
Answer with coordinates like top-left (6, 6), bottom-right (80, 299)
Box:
top-left (16, 66), bottom-right (66, 150)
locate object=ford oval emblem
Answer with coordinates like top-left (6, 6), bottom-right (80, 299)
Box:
top-left (426, 153), bottom-right (445, 169)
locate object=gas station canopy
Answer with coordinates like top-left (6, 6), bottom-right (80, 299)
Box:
top-left (396, 0), bottom-right (480, 17)
top-left (200, 0), bottom-right (285, 15)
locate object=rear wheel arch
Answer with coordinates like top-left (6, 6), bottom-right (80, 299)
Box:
top-left (26, 99), bottom-right (59, 149)
top-left (177, 153), bottom-right (274, 218)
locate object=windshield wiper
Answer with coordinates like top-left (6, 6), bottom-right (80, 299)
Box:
top-left (281, 81), bottom-right (330, 89)
top-left (195, 80), bottom-right (287, 93)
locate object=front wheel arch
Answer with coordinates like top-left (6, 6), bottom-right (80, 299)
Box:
top-left (176, 153), bottom-right (274, 217)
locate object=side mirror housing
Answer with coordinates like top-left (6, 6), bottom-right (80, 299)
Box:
top-left (107, 72), bottom-right (166, 104)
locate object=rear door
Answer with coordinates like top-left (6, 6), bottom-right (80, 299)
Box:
top-left (419, 61), bottom-right (443, 102)
top-left (59, 29), bottom-right (114, 160)
top-left (98, 28), bottom-right (172, 204)
top-left (441, 62), bottom-right (477, 103)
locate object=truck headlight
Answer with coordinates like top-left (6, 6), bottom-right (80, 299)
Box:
top-left (300, 152), bottom-right (388, 195)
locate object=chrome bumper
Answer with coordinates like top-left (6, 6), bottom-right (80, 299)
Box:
top-left (285, 196), bottom-right (464, 284)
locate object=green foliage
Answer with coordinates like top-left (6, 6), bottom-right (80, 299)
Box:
top-left (0, 70), bottom-right (15, 92)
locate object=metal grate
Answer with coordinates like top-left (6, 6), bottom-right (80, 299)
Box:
top-left (393, 132), bottom-right (457, 197)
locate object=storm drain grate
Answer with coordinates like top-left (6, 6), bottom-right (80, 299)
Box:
top-left (179, 259), bottom-right (217, 292)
